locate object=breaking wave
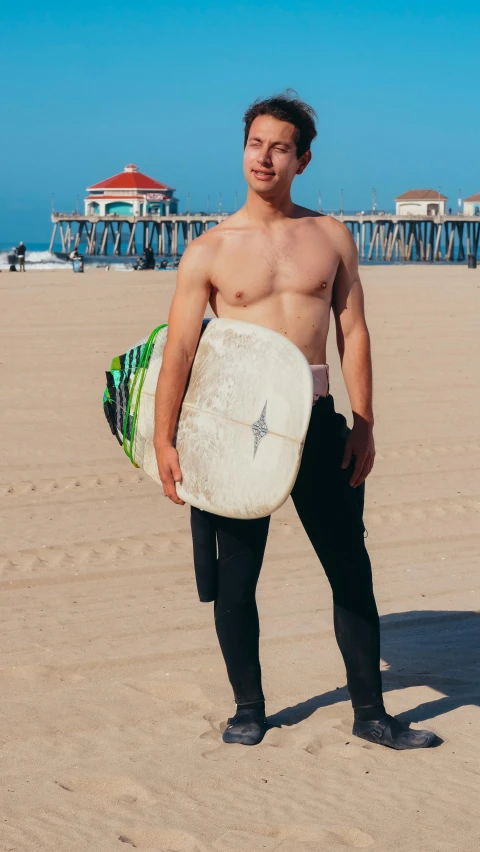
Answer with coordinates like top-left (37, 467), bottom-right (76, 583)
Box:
top-left (0, 250), bottom-right (70, 271)
top-left (0, 250), bottom-right (133, 271)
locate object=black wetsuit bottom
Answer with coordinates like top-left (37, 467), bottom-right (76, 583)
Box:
top-left (190, 394), bottom-right (383, 712)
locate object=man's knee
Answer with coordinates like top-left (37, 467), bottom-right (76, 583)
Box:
top-left (333, 582), bottom-right (377, 621)
top-left (214, 586), bottom-right (257, 620)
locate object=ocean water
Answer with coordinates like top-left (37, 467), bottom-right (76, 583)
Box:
top-left (0, 236), bottom-right (472, 271)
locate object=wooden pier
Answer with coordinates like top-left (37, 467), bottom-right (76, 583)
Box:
top-left (50, 211), bottom-right (480, 261)
top-left (49, 212), bottom-right (229, 257)
top-left (337, 214), bottom-right (480, 262)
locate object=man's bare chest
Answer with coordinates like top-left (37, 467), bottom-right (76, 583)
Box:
top-left (211, 233), bottom-right (339, 307)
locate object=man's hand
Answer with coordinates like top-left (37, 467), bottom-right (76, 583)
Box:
top-left (341, 416), bottom-right (375, 488)
top-left (154, 442), bottom-right (185, 505)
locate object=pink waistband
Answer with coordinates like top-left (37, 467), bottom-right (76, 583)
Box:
top-left (310, 364), bottom-right (329, 404)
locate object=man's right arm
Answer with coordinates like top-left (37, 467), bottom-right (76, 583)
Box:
top-left (153, 237), bottom-right (212, 504)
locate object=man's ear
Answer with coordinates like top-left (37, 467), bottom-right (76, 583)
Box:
top-left (296, 150), bottom-right (312, 175)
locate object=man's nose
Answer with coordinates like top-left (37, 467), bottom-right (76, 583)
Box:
top-left (256, 147), bottom-right (272, 166)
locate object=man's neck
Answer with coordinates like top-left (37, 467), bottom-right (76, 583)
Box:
top-left (244, 187), bottom-right (296, 223)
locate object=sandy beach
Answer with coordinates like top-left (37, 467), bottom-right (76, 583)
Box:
top-left (1, 264), bottom-right (479, 852)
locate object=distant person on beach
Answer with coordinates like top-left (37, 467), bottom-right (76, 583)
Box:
top-left (144, 246), bottom-right (155, 269)
top-left (69, 247), bottom-right (84, 271)
top-left (7, 248), bottom-right (17, 271)
top-left (154, 91), bottom-right (437, 752)
top-left (16, 242), bottom-right (26, 271)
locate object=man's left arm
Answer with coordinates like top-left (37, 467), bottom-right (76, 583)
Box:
top-left (331, 224), bottom-right (375, 488)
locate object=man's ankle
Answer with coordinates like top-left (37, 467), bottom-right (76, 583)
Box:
top-left (353, 703), bottom-right (386, 722)
top-left (236, 699), bottom-right (266, 715)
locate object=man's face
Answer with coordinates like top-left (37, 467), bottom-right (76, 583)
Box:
top-left (243, 114), bottom-right (310, 197)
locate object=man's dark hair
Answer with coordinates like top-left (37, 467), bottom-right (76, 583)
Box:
top-left (243, 90), bottom-right (317, 158)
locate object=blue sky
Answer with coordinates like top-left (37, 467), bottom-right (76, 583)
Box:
top-left (1, 0), bottom-right (479, 241)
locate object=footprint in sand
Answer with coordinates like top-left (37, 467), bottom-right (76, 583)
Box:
top-left (119, 827), bottom-right (210, 851)
top-left (2, 663), bottom-right (84, 686)
top-left (125, 679), bottom-right (212, 714)
top-left (201, 744), bottom-right (251, 762)
top-left (304, 735), bottom-right (323, 756)
top-left (213, 829), bottom-right (278, 851)
top-left (117, 794), bottom-right (137, 805)
top-left (261, 726), bottom-right (298, 749)
top-left (199, 712), bottom-right (250, 761)
top-left (60, 776), bottom-right (156, 806)
top-left (275, 825), bottom-right (374, 849)
top-left (214, 825), bottom-right (374, 851)
top-left (331, 827), bottom-right (375, 848)
top-left (201, 710), bottom-right (225, 735)
top-left (275, 839), bottom-right (373, 851)
top-left (301, 717), bottom-right (355, 756)
top-left (305, 736), bottom-right (371, 758)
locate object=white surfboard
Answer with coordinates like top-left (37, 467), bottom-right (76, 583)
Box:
top-left (132, 318), bottom-right (313, 519)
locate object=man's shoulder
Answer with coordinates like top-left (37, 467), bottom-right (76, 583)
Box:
top-left (181, 224), bottom-right (220, 254)
top-left (181, 212), bottom-right (245, 256)
top-left (311, 212), bottom-right (356, 250)
top-left (177, 221), bottom-right (227, 274)
top-left (293, 206), bottom-right (353, 244)
top-left (294, 206), bottom-right (351, 234)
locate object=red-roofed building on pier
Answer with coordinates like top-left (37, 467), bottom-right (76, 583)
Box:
top-left (85, 164), bottom-right (178, 216)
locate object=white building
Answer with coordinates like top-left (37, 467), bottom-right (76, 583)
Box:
top-left (463, 193), bottom-right (480, 216)
top-left (395, 189), bottom-right (447, 216)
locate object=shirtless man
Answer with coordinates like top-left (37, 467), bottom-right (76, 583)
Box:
top-left (154, 93), bottom-right (436, 750)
